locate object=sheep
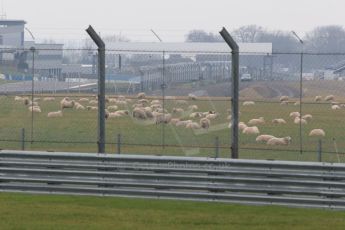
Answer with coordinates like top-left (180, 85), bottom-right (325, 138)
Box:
top-left (280, 96), bottom-right (289, 102)
top-left (309, 129), bottom-right (326, 137)
top-left (86, 106), bottom-right (98, 111)
top-left (28, 106), bottom-right (41, 113)
top-left (170, 118), bottom-right (181, 125)
top-left (289, 112), bottom-right (300, 119)
top-left (325, 95), bottom-right (335, 102)
top-left (116, 110), bottom-right (129, 116)
top-left (188, 93), bottom-right (197, 100)
top-left (227, 115), bottom-right (232, 120)
top-left (60, 98), bottom-right (75, 110)
top-left (267, 136), bottom-right (291, 146)
top-left (243, 101), bottom-right (255, 106)
top-left (155, 113), bottom-right (172, 124)
top-left (132, 108), bottom-right (147, 120)
top-left (47, 110), bottom-right (63, 118)
top-left (188, 105), bottom-right (198, 111)
top-left (172, 108), bottom-right (184, 114)
top-left (75, 103), bottom-right (85, 110)
top-left (294, 101), bottom-right (300, 106)
top-left (138, 99), bottom-right (149, 105)
top-left (302, 114), bottom-right (313, 121)
top-left (79, 98), bottom-right (89, 102)
top-left (137, 92), bottom-right (146, 99)
top-left (176, 120), bottom-right (192, 127)
top-left (89, 100), bottom-right (98, 105)
top-left (243, 126), bottom-right (260, 135)
top-left (43, 97), bottom-right (55, 102)
top-left (186, 122), bottom-right (201, 129)
top-left (272, 118), bottom-right (287, 125)
top-left (14, 96), bottom-right (24, 101)
top-left (256, 135), bottom-right (276, 143)
top-left (190, 112), bottom-right (203, 119)
top-left (239, 122), bottom-right (248, 131)
top-left (151, 100), bottom-right (161, 105)
top-left (33, 98), bottom-right (41, 102)
top-left (294, 117), bottom-right (307, 125)
top-left (28, 101), bottom-right (39, 107)
top-left (206, 113), bottom-right (218, 120)
top-left (108, 98), bottom-right (117, 103)
top-left (280, 101), bottom-right (289, 105)
top-left (332, 105), bottom-right (341, 110)
top-left (108, 105), bottom-right (118, 111)
top-left (315, 96), bottom-right (322, 102)
top-left (116, 100), bottom-right (127, 106)
top-left (200, 118), bottom-right (210, 130)
top-left (248, 117), bottom-right (265, 126)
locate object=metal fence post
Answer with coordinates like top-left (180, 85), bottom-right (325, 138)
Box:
top-left (317, 139), bottom-right (322, 162)
top-left (161, 51), bottom-right (166, 150)
top-left (86, 25), bottom-right (106, 153)
top-left (30, 47), bottom-right (35, 144)
top-left (21, 128), bottom-right (25, 151)
top-left (220, 27), bottom-right (239, 159)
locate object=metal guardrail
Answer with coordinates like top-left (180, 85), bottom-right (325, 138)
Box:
top-left (1, 150), bottom-right (345, 210)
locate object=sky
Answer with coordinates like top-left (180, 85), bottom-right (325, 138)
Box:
top-left (2, 0), bottom-right (345, 44)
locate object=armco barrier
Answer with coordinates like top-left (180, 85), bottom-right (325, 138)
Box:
top-left (1, 150), bottom-right (345, 209)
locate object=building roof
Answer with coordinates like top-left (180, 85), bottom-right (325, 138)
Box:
top-left (0, 20), bottom-right (26, 25)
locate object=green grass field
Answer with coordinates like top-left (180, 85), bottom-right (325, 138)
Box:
top-left (0, 193), bottom-right (344, 230)
top-left (1, 81), bottom-right (345, 162)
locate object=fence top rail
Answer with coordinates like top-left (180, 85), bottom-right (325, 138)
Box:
top-left (1, 150), bottom-right (345, 169)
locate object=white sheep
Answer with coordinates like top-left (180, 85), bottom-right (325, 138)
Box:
top-left (239, 122), bottom-right (248, 131)
top-left (86, 106), bottom-right (98, 111)
top-left (243, 101), bottom-right (255, 106)
top-left (309, 129), bottom-right (326, 137)
top-left (28, 106), bottom-right (41, 113)
top-left (138, 99), bottom-right (149, 105)
top-left (155, 113), bottom-right (172, 124)
top-left (176, 120), bottom-right (192, 127)
top-left (151, 100), bottom-right (161, 105)
top-left (243, 126), bottom-right (260, 135)
top-left (294, 101), bottom-right (300, 106)
top-left (280, 96), bottom-right (289, 102)
top-left (133, 108), bottom-right (147, 120)
top-left (325, 95), bottom-right (335, 102)
top-left (256, 135), bottom-right (275, 143)
top-left (315, 96), bottom-right (322, 102)
top-left (172, 108), bottom-right (184, 114)
top-left (47, 110), bottom-right (63, 118)
top-left (61, 98), bottom-right (75, 110)
top-left (272, 118), bottom-right (287, 125)
top-left (43, 97), bottom-right (55, 102)
top-left (116, 100), bottom-right (127, 106)
top-left (186, 122), bottom-right (201, 129)
top-left (188, 105), bottom-right (198, 111)
top-left (170, 118), bottom-right (181, 125)
top-left (302, 114), bottom-right (313, 121)
top-left (267, 136), bottom-right (291, 146)
top-left (190, 112), bottom-right (203, 119)
top-left (188, 93), bottom-right (197, 100)
top-left (294, 117), bottom-right (307, 125)
top-left (200, 118), bottom-right (210, 130)
top-left (75, 103), bottom-right (85, 110)
top-left (108, 105), bottom-right (118, 111)
top-left (89, 100), bottom-right (98, 105)
top-left (137, 92), bottom-right (146, 99)
top-left (332, 105), bottom-right (341, 110)
top-left (206, 113), bottom-right (218, 120)
top-left (248, 117), bottom-right (265, 126)
top-left (289, 112), bottom-right (300, 119)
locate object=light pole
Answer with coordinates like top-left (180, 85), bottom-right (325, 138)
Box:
top-left (292, 31), bottom-right (304, 156)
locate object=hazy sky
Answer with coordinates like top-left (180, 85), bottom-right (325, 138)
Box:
top-left (3, 0), bottom-right (345, 43)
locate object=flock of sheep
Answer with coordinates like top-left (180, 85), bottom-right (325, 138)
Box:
top-left (13, 92), bottom-right (336, 148)
top-left (240, 94), bottom-right (337, 146)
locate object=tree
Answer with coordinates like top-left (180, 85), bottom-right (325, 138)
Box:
top-left (232, 25), bottom-right (264, 43)
top-left (185, 30), bottom-right (222, 42)
top-left (304, 25), bottom-right (345, 53)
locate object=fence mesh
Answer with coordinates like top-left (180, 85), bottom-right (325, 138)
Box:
top-left (0, 47), bottom-right (345, 162)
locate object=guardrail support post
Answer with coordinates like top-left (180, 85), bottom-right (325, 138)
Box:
top-left (215, 136), bottom-right (220, 159)
top-left (117, 134), bottom-right (121, 154)
top-left (21, 128), bottom-right (25, 150)
top-left (86, 25), bottom-right (106, 153)
top-left (220, 27), bottom-right (239, 159)
top-left (318, 139), bottom-right (322, 162)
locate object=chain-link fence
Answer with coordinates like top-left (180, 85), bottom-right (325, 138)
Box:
top-left (1, 46), bottom-right (345, 162)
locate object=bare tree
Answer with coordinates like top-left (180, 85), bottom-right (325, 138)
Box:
top-left (232, 25), bottom-right (264, 43)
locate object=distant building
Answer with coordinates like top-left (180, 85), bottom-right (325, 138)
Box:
top-left (0, 19), bottom-right (26, 47)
